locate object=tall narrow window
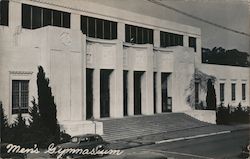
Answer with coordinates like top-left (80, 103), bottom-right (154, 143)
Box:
top-left (242, 83), bottom-right (246, 100)
top-left (0, 0), bottom-right (9, 26)
top-left (32, 6), bottom-right (42, 29)
top-left (52, 10), bottom-right (61, 27)
top-left (189, 37), bottom-right (196, 52)
top-left (96, 19), bottom-right (103, 39)
top-left (220, 83), bottom-right (225, 102)
top-left (195, 82), bottom-right (199, 105)
top-left (43, 8), bottom-right (52, 26)
top-left (62, 12), bottom-right (70, 28)
top-left (12, 80), bottom-right (29, 114)
top-left (81, 16), bottom-right (87, 35)
top-left (231, 83), bottom-right (236, 101)
top-left (22, 4), bottom-right (32, 29)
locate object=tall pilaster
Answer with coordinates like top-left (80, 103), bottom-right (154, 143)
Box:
top-left (93, 69), bottom-right (100, 119)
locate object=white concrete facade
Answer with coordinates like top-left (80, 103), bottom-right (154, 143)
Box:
top-left (0, 0), bottom-right (249, 135)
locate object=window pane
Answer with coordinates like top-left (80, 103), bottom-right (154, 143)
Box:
top-left (231, 83), bottom-right (236, 101)
top-left (52, 10), bottom-right (61, 27)
top-left (43, 8), bottom-right (52, 26)
top-left (20, 81), bottom-right (29, 109)
top-left (63, 12), bottom-right (70, 28)
top-left (81, 16), bottom-right (87, 34)
top-left (32, 6), bottom-right (42, 29)
top-left (22, 4), bottom-right (32, 29)
top-left (143, 28), bottom-right (148, 44)
top-left (160, 32), bottom-right (165, 47)
top-left (125, 24), bottom-right (130, 43)
top-left (111, 22), bottom-right (117, 39)
top-left (195, 82), bottom-right (199, 104)
top-left (88, 17), bottom-right (96, 38)
top-left (0, 0), bottom-right (9, 26)
top-left (130, 25), bottom-right (136, 43)
top-left (148, 29), bottom-right (153, 44)
top-left (96, 18), bottom-right (103, 39)
top-left (137, 27), bottom-right (143, 44)
top-left (242, 84), bottom-right (246, 100)
top-left (103, 20), bottom-right (110, 39)
top-left (189, 37), bottom-right (196, 52)
top-left (12, 81), bottom-right (19, 110)
top-left (220, 83), bottom-right (224, 102)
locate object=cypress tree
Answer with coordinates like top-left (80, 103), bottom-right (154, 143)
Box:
top-left (206, 79), bottom-right (217, 110)
top-left (37, 66), bottom-right (59, 143)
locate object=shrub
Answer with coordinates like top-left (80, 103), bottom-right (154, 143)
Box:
top-left (216, 103), bottom-right (250, 125)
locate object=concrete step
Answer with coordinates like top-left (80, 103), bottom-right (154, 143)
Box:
top-left (98, 113), bottom-right (210, 141)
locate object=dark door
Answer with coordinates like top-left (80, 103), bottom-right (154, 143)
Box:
top-left (153, 72), bottom-right (157, 114)
top-left (86, 69), bottom-right (93, 119)
top-left (123, 71), bottom-right (128, 116)
top-left (134, 71), bottom-right (143, 115)
top-left (161, 73), bottom-right (168, 112)
top-left (100, 70), bottom-right (112, 118)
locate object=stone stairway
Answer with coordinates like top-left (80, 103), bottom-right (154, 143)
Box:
top-left (99, 113), bottom-right (211, 141)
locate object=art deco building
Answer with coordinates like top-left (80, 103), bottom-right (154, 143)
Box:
top-left (0, 0), bottom-right (249, 135)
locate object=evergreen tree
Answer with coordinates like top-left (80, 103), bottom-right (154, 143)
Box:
top-left (0, 101), bottom-right (9, 141)
top-left (28, 98), bottom-right (41, 129)
top-left (37, 66), bottom-right (59, 143)
top-left (206, 79), bottom-right (217, 110)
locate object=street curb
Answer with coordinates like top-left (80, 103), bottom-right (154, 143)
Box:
top-left (155, 130), bottom-right (231, 144)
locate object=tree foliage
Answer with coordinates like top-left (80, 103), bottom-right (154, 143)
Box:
top-left (0, 101), bottom-right (9, 140)
top-left (186, 69), bottom-right (216, 109)
top-left (37, 66), bottom-right (60, 144)
top-left (206, 79), bottom-right (217, 110)
top-left (202, 47), bottom-right (250, 67)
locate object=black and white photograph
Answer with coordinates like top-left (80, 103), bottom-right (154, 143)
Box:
top-left (0, 0), bottom-right (249, 158)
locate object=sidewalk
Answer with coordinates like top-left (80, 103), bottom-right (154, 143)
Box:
top-left (108, 124), bottom-right (250, 150)
top-left (25, 124), bottom-right (250, 158)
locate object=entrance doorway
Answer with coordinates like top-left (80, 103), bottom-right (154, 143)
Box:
top-left (86, 69), bottom-right (93, 119)
top-left (100, 69), bottom-right (112, 118)
top-left (134, 71), bottom-right (144, 115)
top-left (123, 71), bottom-right (128, 116)
top-left (161, 73), bottom-right (171, 112)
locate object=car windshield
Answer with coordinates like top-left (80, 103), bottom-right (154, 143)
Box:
top-left (71, 137), bottom-right (79, 143)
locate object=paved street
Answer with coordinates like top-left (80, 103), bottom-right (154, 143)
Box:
top-left (103, 129), bottom-right (249, 159)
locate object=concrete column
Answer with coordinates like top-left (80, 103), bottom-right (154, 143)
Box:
top-left (156, 72), bottom-right (162, 113)
top-left (154, 30), bottom-right (160, 48)
top-left (195, 37), bottom-right (202, 64)
top-left (127, 70), bottom-right (134, 116)
top-left (142, 45), bottom-right (154, 115)
top-left (93, 69), bottom-right (100, 119)
top-left (9, 1), bottom-right (21, 29)
top-left (141, 71), bottom-right (154, 115)
top-left (183, 35), bottom-right (189, 47)
top-left (110, 41), bottom-right (123, 118)
top-left (71, 13), bottom-right (81, 30)
top-left (118, 22), bottom-right (125, 42)
top-left (110, 69), bottom-right (123, 118)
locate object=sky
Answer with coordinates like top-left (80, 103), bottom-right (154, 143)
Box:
top-left (88, 0), bottom-right (250, 53)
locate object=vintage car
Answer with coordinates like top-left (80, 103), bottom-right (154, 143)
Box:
top-left (52, 134), bottom-right (109, 159)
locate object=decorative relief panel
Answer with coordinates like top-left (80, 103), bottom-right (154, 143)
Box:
top-left (86, 43), bottom-right (94, 66)
top-left (101, 44), bottom-right (115, 68)
top-left (135, 49), bottom-right (147, 69)
top-left (123, 48), bottom-right (128, 67)
top-left (60, 32), bottom-right (72, 46)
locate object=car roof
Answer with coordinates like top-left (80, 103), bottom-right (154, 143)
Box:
top-left (72, 134), bottom-right (101, 138)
